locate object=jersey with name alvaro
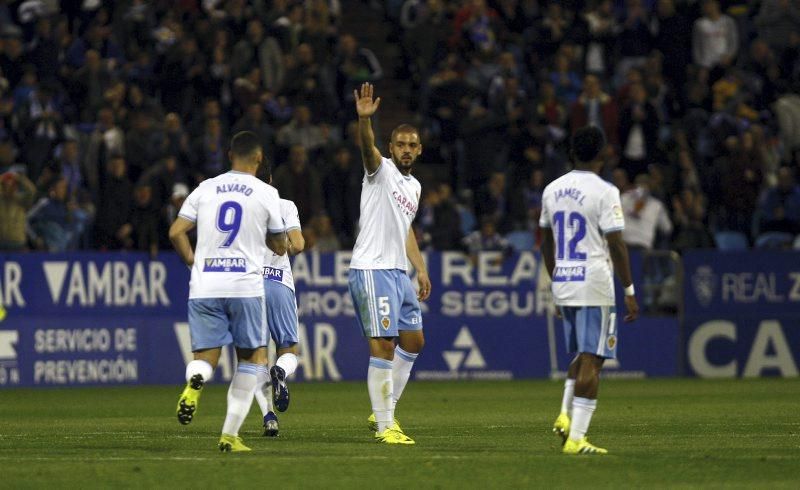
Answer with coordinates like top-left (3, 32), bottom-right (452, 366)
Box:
top-left (350, 157), bottom-right (421, 271)
top-left (539, 170), bottom-right (624, 306)
top-left (179, 171), bottom-right (284, 299)
top-left (262, 199), bottom-right (301, 291)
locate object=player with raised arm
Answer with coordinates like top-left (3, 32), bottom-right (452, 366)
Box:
top-left (540, 126), bottom-right (639, 455)
top-left (349, 82), bottom-right (431, 445)
top-left (252, 193), bottom-right (305, 437)
top-left (169, 131), bottom-right (287, 452)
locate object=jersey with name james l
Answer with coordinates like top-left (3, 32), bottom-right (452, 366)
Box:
top-left (350, 157), bottom-right (421, 271)
top-left (262, 199), bottom-right (301, 291)
top-left (179, 171), bottom-right (284, 299)
top-left (539, 170), bottom-right (625, 306)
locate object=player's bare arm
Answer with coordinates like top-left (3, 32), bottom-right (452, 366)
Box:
top-left (540, 227), bottom-right (556, 279)
top-left (354, 82), bottom-right (383, 174)
top-left (267, 231), bottom-right (289, 256)
top-left (169, 217), bottom-right (196, 267)
top-left (406, 226), bottom-right (431, 301)
top-left (287, 228), bottom-right (305, 256)
top-left (606, 231), bottom-right (639, 322)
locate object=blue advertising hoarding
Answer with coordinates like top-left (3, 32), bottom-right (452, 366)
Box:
top-left (683, 251), bottom-right (800, 378)
top-left (0, 251), bottom-right (678, 388)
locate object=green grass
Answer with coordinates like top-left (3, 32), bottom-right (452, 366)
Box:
top-left (0, 379), bottom-right (798, 488)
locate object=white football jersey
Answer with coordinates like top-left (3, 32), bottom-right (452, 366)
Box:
top-left (179, 170), bottom-right (284, 299)
top-left (350, 157), bottom-right (421, 271)
top-left (262, 199), bottom-right (301, 291)
top-left (539, 170), bottom-right (625, 306)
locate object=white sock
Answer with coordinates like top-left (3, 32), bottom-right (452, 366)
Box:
top-left (254, 368), bottom-right (273, 416)
top-left (367, 357), bottom-right (394, 433)
top-left (221, 362), bottom-right (264, 436)
top-left (392, 347), bottom-right (418, 410)
top-left (185, 359), bottom-right (213, 383)
top-left (561, 379), bottom-right (575, 416)
top-left (276, 353), bottom-right (299, 378)
top-left (569, 397), bottom-right (597, 442)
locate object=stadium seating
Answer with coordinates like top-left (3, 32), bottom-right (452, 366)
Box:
top-left (505, 231), bottom-right (535, 252)
top-left (754, 232), bottom-right (795, 249)
top-left (714, 231), bottom-right (749, 251)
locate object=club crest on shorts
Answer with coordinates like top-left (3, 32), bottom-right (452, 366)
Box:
top-left (607, 335), bottom-right (617, 350)
top-left (381, 317), bottom-right (391, 330)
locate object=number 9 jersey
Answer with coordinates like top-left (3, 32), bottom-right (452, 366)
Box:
top-left (539, 170), bottom-right (625, 306)
top-left (178, 170), bottom-right (285, 299)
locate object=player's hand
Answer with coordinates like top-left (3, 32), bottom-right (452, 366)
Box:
top-left (624, 295), bottom-right (639, 322)
top-left (354, 82), bottom-right (381, 118)
top-left (417, 271), bottom-right (431, 301)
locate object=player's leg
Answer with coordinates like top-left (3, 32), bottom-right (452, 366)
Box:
top-left (265, 281), bottom-right (300, 412)
top-left (563, 306), bottom-right (615, 455)
top-left (553, 306), bottom-right (579, 441)
top-left (393, 272), bottom-right (424, 411)
top-left (178, 299), bottom-right (232, 425)
top-left (218, 297), bottom-right (269, 452)
top-left (252, 282), bottom-right (280, 435)
top-left (349, 269), bottom-right (412, 444)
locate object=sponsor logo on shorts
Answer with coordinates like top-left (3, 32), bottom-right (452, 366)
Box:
top-left (607, 335), bottom-right (617, 350)
top-left (553, 266), bottom-right (586, 282)
top-left (262, 266), bottom-right (284, 282)
top-left (203, 257), bottom-right (246, 272)
top-left (381, 317), bottom-right (390, 330)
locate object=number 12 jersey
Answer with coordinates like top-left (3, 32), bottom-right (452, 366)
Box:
top-left (539, 170), bottom-right (625, 306)
top-left (179, 170), bottom-right (284, 299)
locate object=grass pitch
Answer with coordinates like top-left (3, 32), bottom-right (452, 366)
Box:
top-left (0, 379), bottom-right (798, 488)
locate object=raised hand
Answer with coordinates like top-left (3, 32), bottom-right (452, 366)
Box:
top-left (354, 82), bottom-right (381, 118)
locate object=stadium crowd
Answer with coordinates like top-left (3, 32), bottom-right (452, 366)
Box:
top-left (0, 0), bottom-right (799, 255)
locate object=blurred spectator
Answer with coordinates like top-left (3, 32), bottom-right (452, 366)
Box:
top-left (418, 183), bottom-right (462, 251)
top-left (124, 183), bottom-right (161, 256)
top-left (311, 214), bottom-right (341, 252)
top-left (692, 0), bottom-right (738, 70)
top-left (332, 33), bottom-right (382, 114)
top-left (619, 83), bottom-right (659, 179)
top-left (232, 19), bottom-right (284, 93)
top-left (323, 145), bottom-right (360, 246)
top-left (281, 43), bottom-right (336, 120)
top-left (757, 167), bottom-right (800, 235)
top-left (584, 0), bottom-right (617, 76)
top-left (190, 118), bottom-right (226, 183)
top-left (549, 54), bottom-right (582, 105)
top-left (0, 171), bottom-right (36, 250)
top-left (276, 105), bottom-right (328, 154)
top-left (510, 168), bottom-right (545, 232)
top-left (652, 0), bottom-right (692, 92)
top-left (232, 103), bottom-right (276, 165)
top-left (570, 74), bottom-right (618, 147)
top-left (463, 216), bottom-right (512, 264)
top-left (94, 156), bottom-right (133, 250)
top-left (621, 174), bottom-right (673, 250)
top-left (475, 171), bottom-right (510, 233)
top-left (672, 189), bottom-right (715, 251)
top-left (125, 112), bottom-right (160, 182)
top-left (28, 177), bottom-right (90, 252)
top-left (755, 0), bottom-right (800, 54)
top-left (718, 133), bottom-right (763, 235)
top-left (273, 145), bottom-right (323, 224)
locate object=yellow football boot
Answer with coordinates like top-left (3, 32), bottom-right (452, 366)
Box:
top-left (562, 437), bottom-right (608, 455)
top-left (218, 434), bottom-right (251, 452)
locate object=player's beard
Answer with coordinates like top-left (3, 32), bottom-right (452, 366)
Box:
top-left (392, 154), bottom-right (417, 175)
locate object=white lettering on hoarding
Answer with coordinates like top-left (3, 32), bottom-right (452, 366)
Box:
top-left (689, 320), bottom-right (798, 378)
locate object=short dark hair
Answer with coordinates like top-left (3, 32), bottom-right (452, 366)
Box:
top-left (391, 124), bottom-right (419, 142)
top-left (230, 131), bottom-right (261, 160)
top-left (571, 126), bottom-right (605, 163)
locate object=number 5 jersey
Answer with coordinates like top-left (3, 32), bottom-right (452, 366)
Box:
top-left (539, 170), bottom-right (625, 306)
